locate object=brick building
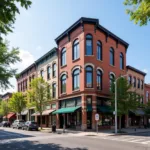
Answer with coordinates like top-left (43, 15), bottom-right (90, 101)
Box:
top-left (126, 65), bottom-right (146, 127)
top-left (1, 92), bottom-right (16, 123)
top-left (53, 17), bottom-right (129, 130)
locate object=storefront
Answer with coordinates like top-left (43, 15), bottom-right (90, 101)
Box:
top-left (97, 97), bottom-right (114, 129)
top-left (53, 97), bottom-right (81, 129)
top-left (21, 109), bottom-right (28, 121)
top-left (129, 109), bottom-right (145, 127)
top-left (3, 112), bottom-right (16, 124)
top-left (32, 109), bottom-right (55, 127)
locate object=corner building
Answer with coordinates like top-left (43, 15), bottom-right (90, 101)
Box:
top-left (54, 17), bottom-right (129, 130)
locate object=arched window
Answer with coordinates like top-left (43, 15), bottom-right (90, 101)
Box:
top-left (52, 63), bottom-right (56, 77)
top-left (61, 74), bottom-right (66, 93)
top-left (110, 48), bottom-right (114, 66)
top-left (73, 39), bottom-right (79, 60)
top-left (128, 76), bottom-right (132, 85)
top-left (61, 48), bottom-right (66, 66)
top-left (85, 66), bottom-right (93, 88)
top-left (86, 34), bottom-right (93, 55)
top-left (109, 73), bottom-right (115, 88)
top-left (97, 70), bottom-right (102, 90)
top-left (72, 69), bottom-right (80, 90)
top-left (47, 85), bottom-right (50, 99)
top-left (40, 70), bottom-right (44, 78)
top-left (146, 91), bottom-right (149, 102)
top-left (47, 66), bottom-right (51, 80)
top-left (133, 77), bottom-right (136, 88)
top-left (52, 83), bottom-right (56, 98)
top-left (138, 79), bottom-right (140, 89)
top-left (97, 41), bottom-right (102, 60)
top-left (120, 53), bottom-right (124, 69)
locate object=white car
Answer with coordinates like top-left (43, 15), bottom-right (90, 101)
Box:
top-left (11, 120), bottom-right (25, 129)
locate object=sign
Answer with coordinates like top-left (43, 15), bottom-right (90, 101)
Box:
top-left (113, 111), bottom-right (115, 115)
top-left (95, 113), bottom-right (99, 121)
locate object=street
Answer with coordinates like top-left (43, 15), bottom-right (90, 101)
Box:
top-left (1, 128), bottom-right (150, 150)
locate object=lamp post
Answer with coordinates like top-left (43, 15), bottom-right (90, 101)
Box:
top-left (114, 74), bottom-right (127, 134)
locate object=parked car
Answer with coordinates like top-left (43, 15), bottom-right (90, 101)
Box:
top-left (0, 121), bottom-right (10, 127)
top-left (11, 120), bottom-right (25, 129)
top-left (22, 121), bottom-right (39, 131)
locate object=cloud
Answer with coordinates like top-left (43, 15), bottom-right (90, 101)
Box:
top-left (18, 49), bottom-right (35, 71)
top-left (143, 69), bottom-right (148, 73)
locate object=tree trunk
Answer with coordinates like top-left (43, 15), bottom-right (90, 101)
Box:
top-left (119, 115), bottom-right (122, 130)
top-left (40, 113), bottom-right (42, 130)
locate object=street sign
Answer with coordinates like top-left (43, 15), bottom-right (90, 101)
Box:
top-left (95, 113), bottom-right (99, 121)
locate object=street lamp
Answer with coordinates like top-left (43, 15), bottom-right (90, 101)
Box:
top-left (114, 74), bottom-right (128, 134)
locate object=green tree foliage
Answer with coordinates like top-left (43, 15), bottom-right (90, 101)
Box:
top-left (124, 0), bottom-right (150, 26)
top-left (0, 100), bottom-right (10, 120)
top-left (0, 41), bottom-right (21, 90)
top-left (9, 92), bottom-right (27, 119)
top-left (0, 0), bottom-right (32, 90)
top-left (27, 78), bottom-right (51, 129)
top-left (0, 0), bottom-right (32, 38)
top-left (110, 77), bottom-right (140, 129)
top-left (144, 101), bottom-right (150, 115)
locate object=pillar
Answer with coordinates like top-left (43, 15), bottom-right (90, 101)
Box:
top-left (92, 95), bottom-right (97, 130)
top-left (56, 101), bottom-right (60, 128)
top-left (81, 95), bottom-right (87, 131)
top-left (125, 114), bottom-right (129, 128)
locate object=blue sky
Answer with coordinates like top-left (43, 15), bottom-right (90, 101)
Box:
top-left (2, 0), bottom-right (150, 94)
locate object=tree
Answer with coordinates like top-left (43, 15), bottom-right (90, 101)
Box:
top-left (27, 78), bottom-right (51, 129)
top-left (0, 0), bottom-right (32, 90)
top-left (0, 41), bottom-right (21, 90)
top-left (110, 77), bottom-right (140, 129)
top-left (9, 92), bottom-right (27, 119)
top-left (0, 0), bottom-right (32, 38)
top-left (124, 0), bottom-right (150, 26)
top-left (0, 100), bottom-right (10, 120)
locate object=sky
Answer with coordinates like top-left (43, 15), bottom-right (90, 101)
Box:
top-left (1, 0), bottom-right (150, 94)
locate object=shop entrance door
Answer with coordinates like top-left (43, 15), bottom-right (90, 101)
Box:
top-left (60, 114), bottom-right (64, 128)
top-left (87, 112), bottom-right (92, 129)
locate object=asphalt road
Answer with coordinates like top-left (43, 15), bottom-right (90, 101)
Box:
top-left (1, 127), bottom-right (150, 150)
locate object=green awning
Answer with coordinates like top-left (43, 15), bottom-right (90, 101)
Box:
top-left (97, 106), bottom-right (113, 114)
top-left (130, 109), bottom-right (145, 116)
top-left (87, 105), bottom-right (92, 112)
top-left (52, 106), bottom-right (81, 114)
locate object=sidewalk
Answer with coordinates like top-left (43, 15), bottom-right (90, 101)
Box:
top-left (40, 127), bottom-right (150, 137)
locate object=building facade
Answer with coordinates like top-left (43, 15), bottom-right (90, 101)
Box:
top-left (126, 65), bottom-right (146, 127)
top-left (54, 17), bottom-right (128, 130)
top-left (32, 47), bottom-right (58, 127)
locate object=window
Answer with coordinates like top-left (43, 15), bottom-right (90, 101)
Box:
top-left (87, 96), bottom-right (92, 105)
top-left (97, 41), bottom-right (102, 60)
top-left (52, 104), bottom-right (56, 109)
top-left (128, 76), bottom-right (132, 85)
top-left (133, 77), bottom-right (136, 88)
top-left (110, 48), bottom-right (114, 66)
top-left (73, 39), bottom-right (79, 60)
top-left (40, 70), bottom-right (44, 78)
top-left (47, 66), bottom-right (51, 80)
top-left (97, 69), bottom-right (102, 90)
top-left (146, 91), bottom-right (149, 102)
top-left (52, 83), bottom-right (56, 98)
top-left (61, 48), bottom-right (66, 66)
top-left (109, 73), bottom-right (115, 88)
top-left (141, 80), bottom-right (144, 90)
top-left (85, 66), bottom-right (93, 88)
top-left (138, 79), bottom-right (140, 89)
top-left (61, 74), bottom-right (66, 93)
top-left (86, 34), bottom-right (93, 55)
top-left (73, 69), bottom-right (80, 90)
top-left (52, 63), bottom-right (56, 77)
top-left (120, 53), bottom-right (124, 69)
